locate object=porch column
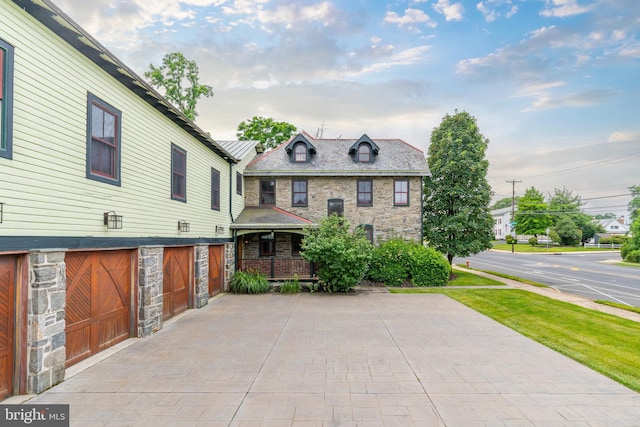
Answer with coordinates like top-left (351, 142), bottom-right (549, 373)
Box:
top-left (138, 246), bottom-right (163, 337)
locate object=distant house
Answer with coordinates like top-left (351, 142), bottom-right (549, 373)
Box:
top-left (231, 132), bottom-right (430, 279)
top-left (492, 207), bottom-right (513, 240)
top-left (595, 218), bottom-right (629, 235)
top-left (0, 0), bottom-right (259, 399)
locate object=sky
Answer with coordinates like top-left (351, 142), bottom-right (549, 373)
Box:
top-left (51, 0), bottom-right (639, 220)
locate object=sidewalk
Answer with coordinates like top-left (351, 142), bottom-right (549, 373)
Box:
top-left (21, 291), bottom-right (640, 426)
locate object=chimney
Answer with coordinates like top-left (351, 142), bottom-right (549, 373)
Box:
top-left (618, 216), bottom-right (625, 225)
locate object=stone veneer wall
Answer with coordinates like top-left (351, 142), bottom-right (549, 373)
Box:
top-left (244, 176), bottom-right (424, 242)
top-left (28, 250), bottom-right (66, 394)
top-left (138, 247), bottom-right (163, 337)
top-left (224, 242), bottom-right (235, 291)
top-left (194, 245), bottom-right (209, 308)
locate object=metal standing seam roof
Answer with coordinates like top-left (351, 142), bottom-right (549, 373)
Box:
top-left (244, 133), bottom-right (430, 176)
top-left (217, 140), bottom-right (262, 161)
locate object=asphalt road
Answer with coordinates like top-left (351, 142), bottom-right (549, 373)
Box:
top-left (455, 250), bottom-right (640, 307)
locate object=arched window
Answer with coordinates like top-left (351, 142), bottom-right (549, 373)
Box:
top-left (294, 142), bottom-right (307, 162)
top-left (357, 143), bottom-right (371, 163)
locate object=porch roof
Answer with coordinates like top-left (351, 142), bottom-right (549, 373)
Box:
top-left (231, 206), bottom-right (316, 231)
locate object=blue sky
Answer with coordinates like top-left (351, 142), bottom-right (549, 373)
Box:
top-left (53, 0), bottom-right (639, 218)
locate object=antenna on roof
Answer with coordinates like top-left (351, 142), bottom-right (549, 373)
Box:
top-left (316, 122), bottom-right (325, 138)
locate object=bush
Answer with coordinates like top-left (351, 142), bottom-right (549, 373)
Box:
top-left (625, 249), bottom-right (640, 263)
top-left (506, 235), bottom-right (517, 244)
top-left (280, 275), bottom-right (300, 293)
top-left (528, 236), bottom-right (538, 246)
top-left (230, 270), bottom-right (270, 294)
top-left (301, 214), bottom-right (372, 292)
top-left (367, 239), bottom-right (416, 286)
top-left (367, 239), bottom-right (450, 287)
top-left (599, 235), bottom-right (628, 245)
top-left (409, 246), bottom-right (450, 287)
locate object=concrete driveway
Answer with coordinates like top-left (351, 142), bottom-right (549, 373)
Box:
top-left (26, 292), bottom-right (640, 426)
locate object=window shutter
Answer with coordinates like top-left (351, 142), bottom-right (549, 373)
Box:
top-left (0, 49), bottom-right (4, 99)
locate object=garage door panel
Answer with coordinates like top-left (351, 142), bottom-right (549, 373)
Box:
top-left (0, 256), bottom-right (15, 399)
top-left (65, 251), bottom-right (131, 366)
top-left (163, 247), bottom-right (191, 321)
top-left (208, 245), bottom-right (223, 296)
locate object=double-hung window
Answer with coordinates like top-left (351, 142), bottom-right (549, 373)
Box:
top-left (171, 144), bottom-right (187, 202)
top-left (357, 179), bottom-right (373, 206)
top-left (292, 179), bottom-right (308, 207)
top-left (260, 180), bottom-right (275, 205)
top-left (394, 180), bottom-right (409, 206)
top-left (236, 172), bottom-right (243, 195)
top-left (328, 199), bottom-right (344, 216)
top-left (211, 168), bottom-right (220, 210)
top-left (0, 39), bottom-right (14, 160)
top-left (87, 94), bottom-right (121, 185)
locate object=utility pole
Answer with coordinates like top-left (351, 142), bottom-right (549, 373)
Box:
top-left (506, 179), bottom-right (522, 253)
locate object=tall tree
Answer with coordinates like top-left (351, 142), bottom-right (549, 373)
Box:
top-left (514, 187), bottom-right (553, 237)
top-left (629, 185), bottom-right (640, 223)
top-left (548, 187), bottom-right (601, 242)
top-left (492, 197), bottom-right (519, 210)
top-left (236, 116), bottom-right (297, 150)
top-left (144, 52), bottom-right (214, 121)
top-left (423, 111), bottom-right (494, 265)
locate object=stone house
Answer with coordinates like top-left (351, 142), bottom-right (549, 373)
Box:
top-left (231, 132), bottom-right (430, 279)
top-left (0, 0), bottom-right (258, 399)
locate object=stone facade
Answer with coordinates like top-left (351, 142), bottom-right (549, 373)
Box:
top-left (194, 245), bottom-right (209, 308)
top-left (137, 247), bottom-right (164, 337)
top-left (244, 175), bottom-right (424, 243)
top-left (224, 242), bottom-right (235, 291)
top-left (28, 250), bottom-right (67, 394)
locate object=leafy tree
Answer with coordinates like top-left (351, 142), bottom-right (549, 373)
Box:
top-left (423, 111), bottom-right (494, 265)
top-left (552, 216), bottom-right (582, 246)
top-left (144, 52), bottom-right (214, 121)
top-left (629, 185), bottom-right (640, 223)
top-left (548, 187), bottom-right (602, 243)
top-left (300, 214), bottom-right (372, 292)
top-left (236, 116), bottom-right (297, 150)
top-left (621, 216), bottom-right (640, 262)
top-left (593, 213), bottom-right (616, 220)
top-left (492, 197), bottom-right (519, 210)
top-left (514, 187), bottom-right (553, 237)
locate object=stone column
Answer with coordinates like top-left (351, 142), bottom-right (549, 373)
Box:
top-left (224, 242), bottom-right (235, 292)
top-left (194, 244), bottom-right (209, 308)
top-left (28, 250), bottom-right (67, 394)
top-left (138, 247), bottom-right (163, 337)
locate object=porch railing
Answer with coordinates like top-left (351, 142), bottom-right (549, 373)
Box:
top-left (239, 257), bottom-right (315, 279)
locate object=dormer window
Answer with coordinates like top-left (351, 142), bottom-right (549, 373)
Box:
top-left (294, 142), bottom-right (307, 162)
top-left (285, 133), bottom-right (316, 163)
top-left (349, 134), bottom-right (379, 163)
top-left (357, 144), bottom-right (371, 163)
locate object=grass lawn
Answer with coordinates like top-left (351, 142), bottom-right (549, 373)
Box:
top-left (389, 287), bottom-right (640, 393)
top-left (454, 265), bottom-right (548, 288)
top-left (491, 243), bottom-right (620, 253)
top-left (447, 270), bottom-right (506, 286)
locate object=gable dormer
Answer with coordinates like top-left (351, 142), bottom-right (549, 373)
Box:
top-left (284, 133), bottom-right (316, 163)
top-left (349, 134), bottom-right (379, 163)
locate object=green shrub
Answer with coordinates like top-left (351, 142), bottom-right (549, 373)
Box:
top-left (625, 249), bottom-right (640, 263)
top-left (280, 275), bottom-right (300, 293)
top-left (409, 246), bottom-right (450, 287)
top-left (528, 236), bottom-right (538, 246)
top-left (229, 270), bottom-right (270, 294)
top-left (599, 235), bottom-right (628, 245)
top-left (301, 214), bottom-right (372, 292)
top-left (506, 235), bottom-right (517, 244)
top-left (367, 239), bottom-right (416, 286)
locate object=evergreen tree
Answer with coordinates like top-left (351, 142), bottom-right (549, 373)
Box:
top-left (423, 111), bottom-right (494, 265)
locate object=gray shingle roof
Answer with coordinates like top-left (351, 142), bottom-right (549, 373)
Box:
top-left (230, 206), bottom-right (315, 230)
top-left (245, 133), bottom-right (430, 177)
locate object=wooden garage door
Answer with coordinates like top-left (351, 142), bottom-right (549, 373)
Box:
top-left (65, 251), bottom-right (132, 367)
top-left (163, 247), bottom-right (191, 321)
top-left (208, 245), bottom-right (224, 296)
top-left (0, 256), bottom-right (15, 400)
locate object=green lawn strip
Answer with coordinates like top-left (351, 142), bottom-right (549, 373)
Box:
top-left (613, 262), bottom-right (640, 269)
top-left (595, 300), bottom-right (640, 315)
top-left (491, 243), bottom-right (619, 253)
top-left (454, 265), bottom-right (548, 288)
top-left (390, 288), bottom-right (640, 393)
top-left (447, 269), bottom-right (505, 286)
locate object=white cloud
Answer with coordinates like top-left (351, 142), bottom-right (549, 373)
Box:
top-left (608, 131), bottom-right (640, 143)
top-left (540, 0), bottom-right (594, 18)
top-left (383, 8), bottom-right (436, 28)
top-left (355, 45), bottom-right (431, 76)
top-left (477, 1), bottom-right (518, 22)
top-left (433, 0), bottom-right (464, 22)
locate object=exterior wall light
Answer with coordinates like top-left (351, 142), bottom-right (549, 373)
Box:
top-left (178, 220), bottom-right (190, 232)
top-left (103, 211), bottom-right (123, 229)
